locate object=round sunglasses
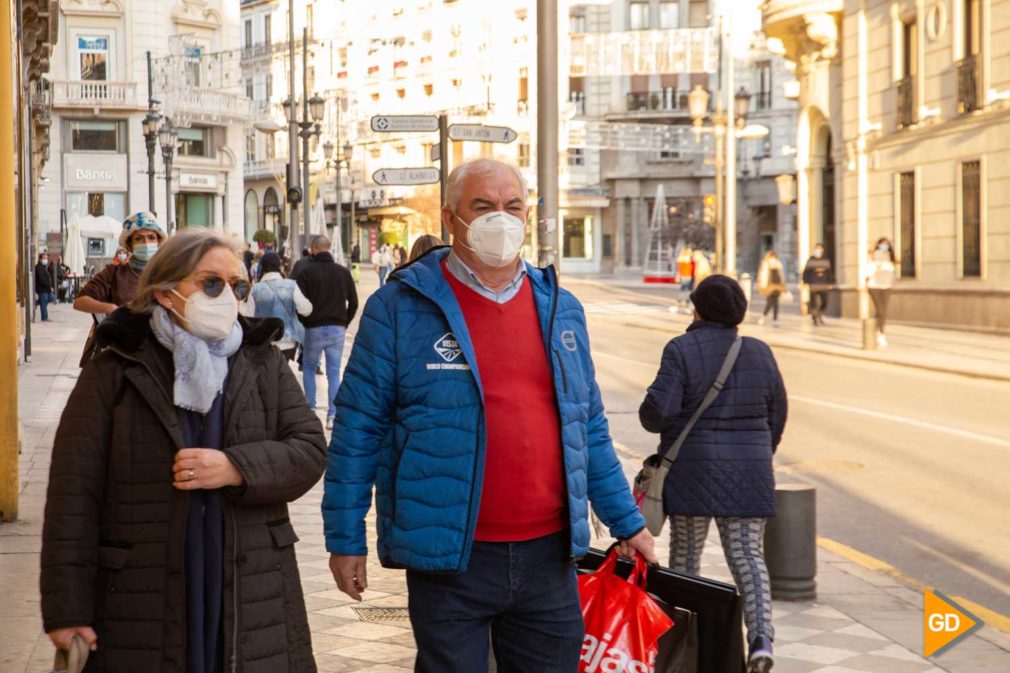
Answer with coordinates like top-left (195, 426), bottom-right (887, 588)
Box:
top-left (188, 275), bottom-right (252, 301)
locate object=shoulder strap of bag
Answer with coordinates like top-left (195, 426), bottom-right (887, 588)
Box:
top-left (659, 336), bottom-right (742, 467)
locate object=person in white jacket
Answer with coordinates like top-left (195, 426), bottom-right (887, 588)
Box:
top-left (866, 238), bottom-right (897, 347)
top-left (239, 252), bottom-right (313, 359)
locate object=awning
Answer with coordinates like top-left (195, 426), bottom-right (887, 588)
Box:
top-left (369, 205), bottom-right (417, 217)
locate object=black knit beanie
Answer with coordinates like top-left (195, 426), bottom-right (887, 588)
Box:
top-left (690, 274), bottom-right (748, 326)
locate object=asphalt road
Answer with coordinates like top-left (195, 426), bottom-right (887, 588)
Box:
top-left (562, 277), bottom-right (1010, 621)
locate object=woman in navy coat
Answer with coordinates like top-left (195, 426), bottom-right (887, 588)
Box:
top-left (640, 274), bottom-right (787, 673)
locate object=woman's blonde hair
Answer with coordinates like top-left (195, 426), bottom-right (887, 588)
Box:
top-left (408, 234), bottom-right (445, 262)
top-left (129, 230), bottom-right (232, 314)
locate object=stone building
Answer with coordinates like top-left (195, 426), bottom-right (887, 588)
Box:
top-left (764, 0), bottom-right (1010, 331)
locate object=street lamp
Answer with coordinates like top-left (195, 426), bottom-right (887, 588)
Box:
top-left (734, 86), bottom-right (751, 126)
top-left (296, 90), bottom-right (325, 245)
top-left (324, 140), bottom-right (353, 253)
top-left (159, 121), bottom-right (177, 235)
top-left (142, 111), bottom-right (161, 214)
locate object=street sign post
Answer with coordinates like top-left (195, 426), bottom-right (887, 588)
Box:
top-left (370, 115), bottom-right (440, 133)
top-left (372, 167), bottom-right (441, 186)
top-left (447, 124), bottom-right (518, 143)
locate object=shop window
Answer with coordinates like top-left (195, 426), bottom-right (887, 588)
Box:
top-left (177, 193), bottom-right (214, 229)
top-left (77, 36), bottom-right (109, 81)
top-left (178, 127), bottom-right (211, 157)
top-left (70, 120), bottom-right (121, 152)
top-left (87, 238), bottom-right (104, 256)
top-left (563, 216), bottom-right (593, 259)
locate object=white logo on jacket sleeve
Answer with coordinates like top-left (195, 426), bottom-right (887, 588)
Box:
top-left (561, 329), bottom-right (578, 352)
top-left (428, 332), bottom-right (471, 371)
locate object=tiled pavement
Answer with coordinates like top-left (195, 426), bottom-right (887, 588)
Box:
top-left (3, 299), bottom-right (1009, 673)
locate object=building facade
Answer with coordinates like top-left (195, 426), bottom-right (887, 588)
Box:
top-left (39, 0), bottom-right (249, 264)
top-left (764, 0), bottom-right (1010, 331)
top-left (568, 0), bottom-right (800, 277)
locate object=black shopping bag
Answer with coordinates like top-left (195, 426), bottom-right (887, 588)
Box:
top-left (578, 549), bottom-right (745, 673)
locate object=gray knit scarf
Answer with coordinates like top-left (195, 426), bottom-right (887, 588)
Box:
top-left (149, 306), bottom-right (243, 414)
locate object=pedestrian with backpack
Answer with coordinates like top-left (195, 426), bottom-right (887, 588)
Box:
top-left (242, 252), bottom-right (313, 361)
top-left (639, 274), bottom-right (788, 673)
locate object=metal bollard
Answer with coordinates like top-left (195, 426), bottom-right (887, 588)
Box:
top-left (764, 484), bottom-right (817, 600)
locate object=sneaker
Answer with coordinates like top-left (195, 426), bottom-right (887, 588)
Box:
top-left (757, 316), bottom-right (766, 326)
top-left (325, 417), bottom-right (334, 430)
top-left (877, 333), bottom-right (888, 347)
top-left (772, 320), bottom-right (781, 328)
top-left (748, 635), bottom-right (774, 673)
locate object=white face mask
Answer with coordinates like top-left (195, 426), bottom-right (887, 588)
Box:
top-left (171, 287), bottom-right (238, 341)
top-left (455, 211), bottom-right (526, 267)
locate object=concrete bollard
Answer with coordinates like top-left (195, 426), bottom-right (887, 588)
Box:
top-left (765, 483), bottom-right (817, 601)
top-left (740, 273), bottom-right (753, 304)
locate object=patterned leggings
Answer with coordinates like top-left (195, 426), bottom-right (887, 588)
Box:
top-left (668, 516), bottom-right (774, 644)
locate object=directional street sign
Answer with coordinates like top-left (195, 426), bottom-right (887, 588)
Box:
top-left (371, 115), bottom-right (439, 133)
top-left (448, 124), bottom-right (518, 144)
top-left (372, 167), bottom-right (441, 186)
top-left (430, 143), bottom-right (441, 163)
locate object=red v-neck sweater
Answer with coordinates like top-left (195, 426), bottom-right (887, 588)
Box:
top-left (443, 263), bottom-right (566, 542)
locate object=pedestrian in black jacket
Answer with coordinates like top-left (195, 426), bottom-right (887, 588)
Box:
top-left (34, 252), bottom-right (54, 322)
top-left (291, 234), bottom-right (358, 428)
top-left (802, 243), bottom-right (834, 326)
top-left (640, 274), bottom-right (787, 673)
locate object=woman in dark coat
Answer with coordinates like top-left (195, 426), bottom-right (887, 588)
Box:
top-left (41, 230), bottom-right (327, 673)
top-left (640, 275), bottom-right (787, 673)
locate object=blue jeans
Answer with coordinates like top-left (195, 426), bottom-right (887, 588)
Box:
top-left (378, 265), bottom-right (389, 287)
top-left (36, 292), bottom-right (53, 321)
top-left (407, 532), bottom-right (583, 673)
top-left (301, 325), bottom-right (347, 418)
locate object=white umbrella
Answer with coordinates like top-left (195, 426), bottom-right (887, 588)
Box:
top-left (77, 214), bottom-right (122, 240)
top-left (64, 216), bottom-right (87, 275)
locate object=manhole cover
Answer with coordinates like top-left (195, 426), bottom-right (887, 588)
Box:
top-left (351, 606), bottom-right (411, 625)
top-left (778, 460), bottom-right (865, 475)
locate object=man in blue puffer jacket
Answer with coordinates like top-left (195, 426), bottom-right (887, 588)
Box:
top-left (324, 159), bottom-right (655, 672)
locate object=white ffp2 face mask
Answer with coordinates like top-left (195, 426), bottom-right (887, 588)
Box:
top-left (172, 288), bottom-right (238, 341)
top-left (456, 211), bottom-right (526, 267)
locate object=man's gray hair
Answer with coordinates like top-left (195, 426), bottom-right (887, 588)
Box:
top-left (311, 234), bottom-right (331, 251)
top-left (445, 158), bottom-right (528, 212)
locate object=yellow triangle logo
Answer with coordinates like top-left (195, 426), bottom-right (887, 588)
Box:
top-left (924, 590), bottom-right (982, 657)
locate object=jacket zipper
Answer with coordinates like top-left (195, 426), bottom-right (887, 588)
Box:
top-left (542, 269), bottom-right (574, 558)
top-left (230, 504), bottom-right (240, 673)
top-left (458, 408), bottom-right (484, 570)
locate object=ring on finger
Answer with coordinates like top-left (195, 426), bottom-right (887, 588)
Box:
top-left (187, 469), bottom-right (196, 481)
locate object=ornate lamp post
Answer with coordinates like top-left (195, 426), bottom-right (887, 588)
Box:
top-left (142, 111), bottom-right (161, 214)
top-left (158, 121), bottom-right (178, 234)
top-left (323, 140), bottom-right (353, 253)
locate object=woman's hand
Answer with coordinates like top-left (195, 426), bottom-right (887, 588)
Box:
top-left (173, 449), bottom-right (244, 490)
top-left (48, 626), bottom-right (97, 652)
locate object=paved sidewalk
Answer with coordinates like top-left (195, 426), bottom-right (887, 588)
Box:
top-left (2, 300), bottom-right (1010, 672)
top-left (567, 276), bottom-right (1010, 383)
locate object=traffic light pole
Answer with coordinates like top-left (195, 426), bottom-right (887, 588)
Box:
top-left (536, 0), bottom-right (560, 271)
top-left (286, 0), bottom-right (300, 260)
top-left (438, 114), bottom-right (449, 242)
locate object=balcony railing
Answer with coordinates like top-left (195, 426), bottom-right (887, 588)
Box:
top-left (172, 89), bottom-right (254, 123)
top-left (241, 43), bottom-right (272, 61)
top-left (49, 80), bottom-right (138, 109)
top-left (958, 54), bottom-right (981, 115)
top-left (244, 158), bottom-right (287, 180)
top-left (897, 76), bottom-right (916, 128)
top-left (626, 89), bottom-right (690, 114)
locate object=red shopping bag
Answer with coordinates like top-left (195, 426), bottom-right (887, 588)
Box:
top-left (579, 549), bottom-right (674, 673)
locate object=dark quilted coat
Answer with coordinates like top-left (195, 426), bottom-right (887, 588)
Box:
top-left (40, 308), bottom-right (327, 673)
top-left (639, 321), bottom-right (787, 517)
